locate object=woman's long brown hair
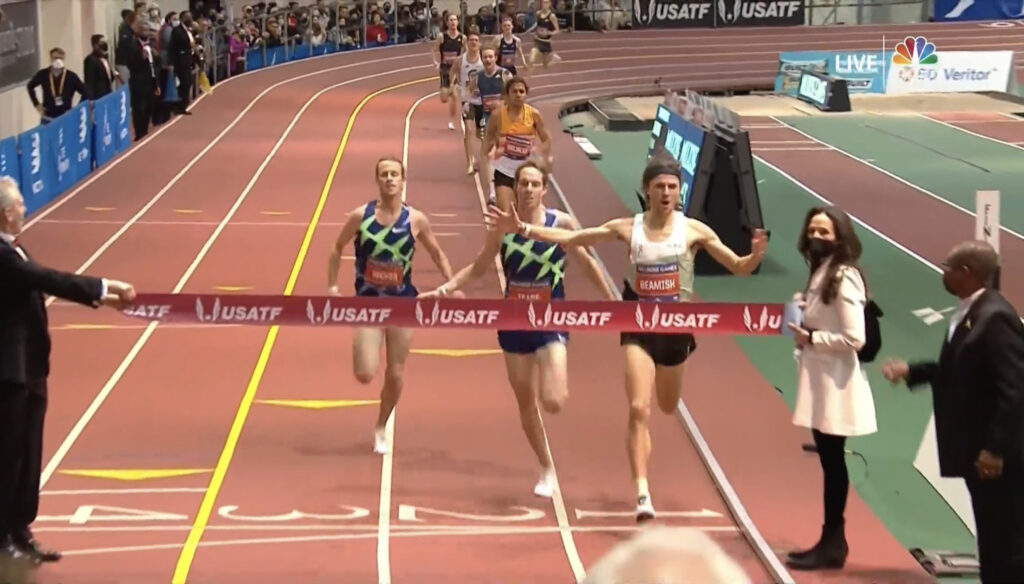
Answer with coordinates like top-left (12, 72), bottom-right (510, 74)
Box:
top-left (797, 205), bottom-right (867, 305)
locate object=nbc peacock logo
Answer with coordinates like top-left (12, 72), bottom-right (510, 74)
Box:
top-left (892, 36), bottom-right (938, 82)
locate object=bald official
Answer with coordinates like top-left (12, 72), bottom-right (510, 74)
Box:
top-left (884, 241), bottom-right (1024, 583)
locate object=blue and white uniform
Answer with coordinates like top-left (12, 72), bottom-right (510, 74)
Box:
top-left (497, 209), bottom-right (568, 353)
top-left (353, 200), bottom-right (417, 297)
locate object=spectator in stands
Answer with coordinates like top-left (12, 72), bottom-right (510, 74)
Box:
top-left (367, 11), bottom-right (388, 45)
top-left (84, 34), bottom-right (116, 100)
top-left (115, 9), bottom-right (137, 85)
top-left (154, 12), bottom-right (176, 126)
top-left (168, 11), bottom-right (197, 115)
top-left (264, 17), bottom-right (285, 48)
top-left (25, 48), bottom-right (88, 124)
top-left (126, 19), bottom-right (159, 139)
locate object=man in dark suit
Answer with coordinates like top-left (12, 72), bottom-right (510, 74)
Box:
top-left (0, 176), bottom-right (136, 564)
top-left (84, 34), bottom-right (116, 100)
top-left (884, 239), bottom-right (1024, 583)
top-left (126, 19), bottom-right (159, 139)
top-left (167, 11), bottom-right (196, 115)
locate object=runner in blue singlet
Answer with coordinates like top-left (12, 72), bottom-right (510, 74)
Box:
top-left (420, 161), bottom-right (615, 499)
top-left (328, 157), bottom-right (460, 455)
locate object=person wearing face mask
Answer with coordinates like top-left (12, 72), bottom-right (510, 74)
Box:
top-left (785, 205), bottom-right (876, 571)
top-left (884, 240), bottom-right (1024, 584)
top-left (84, 34), bottom-right (116, 99)
top-left (167, 10), bottom-right (196, 115)
top-left (25, 48), bottom-right (87, 124)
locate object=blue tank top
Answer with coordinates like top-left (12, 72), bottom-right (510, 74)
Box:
top-left (353, 200), bottom-right (417, 297)
top-left (478, 67), bottom-right (507, 113)
top-left (500, 210), bottom-right (565, 303)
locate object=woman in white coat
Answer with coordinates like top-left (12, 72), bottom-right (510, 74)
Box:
top-left (785, 205), bottom-right (877, 571)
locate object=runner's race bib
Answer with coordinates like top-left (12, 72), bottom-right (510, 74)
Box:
top-left (635, 264), bottom-right (678, 301)
top-left (508, 280), bottom-right (551, 302)
top-left (366, 258), bottom-right (404, 288)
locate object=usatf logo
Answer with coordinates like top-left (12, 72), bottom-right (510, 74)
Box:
top-left (743, 305), bottom-right (781, 332)
top-left (415, 300), bottom-right (441, 326)
top-left (635, 303), bottom-right (661, 331)
top-left (527, 303), bottom-right (612, 328)
top-left (195, 297), bottom-right (283, 323)
top-left (307, 299), bottom-right (391, 325)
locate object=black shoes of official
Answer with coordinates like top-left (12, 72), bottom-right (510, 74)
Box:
top-left (1, 529), bottom-right (61, 563)
top-left (786, 522), bottom-right (849, 570)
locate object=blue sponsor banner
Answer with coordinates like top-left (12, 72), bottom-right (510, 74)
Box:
top-left (55, 101), bottom-right (93, 187)
top-left (112, 86), bottom-right (132, 153)
top-left (775, 50), bottom-right (892, 96)
top-left (92, 90), bottom-right (119, 168)
top-left (17, 123), bottom-right (58, 215)
top-left (0, 136), bottom-right (19, 189)
top-left (935, 0), bottom-right (1024, 21)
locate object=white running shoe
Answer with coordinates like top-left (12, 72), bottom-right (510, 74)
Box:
top-left (636, 493), bottom-right (655, 523)
top-left (533, 468), bottom-right (555, 499)
top-left (373, 428), bottom-right (388, 454)
top-left (448, 121), bottom-right (456, 131)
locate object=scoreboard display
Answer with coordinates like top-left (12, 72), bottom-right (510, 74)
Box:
top-left (647, 104), bottom-right (707, 212)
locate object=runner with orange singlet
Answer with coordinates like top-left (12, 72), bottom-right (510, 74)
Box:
top-left (481, 76), bottom-right (552, 211)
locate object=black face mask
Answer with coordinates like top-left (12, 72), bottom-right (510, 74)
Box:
top-left (806, 238), bottom-right (835, 261)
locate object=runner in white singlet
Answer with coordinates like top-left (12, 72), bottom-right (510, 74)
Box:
top-left (484, 157), bottom-right (769, 522)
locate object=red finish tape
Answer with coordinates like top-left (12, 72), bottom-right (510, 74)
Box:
top-left (121, 293), bottom-right (786, 335)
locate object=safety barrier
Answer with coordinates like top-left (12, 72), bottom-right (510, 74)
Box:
top-left (122, 294), bottom-right (787, 335)
top-left (0, 86), bottom-right (132, 216)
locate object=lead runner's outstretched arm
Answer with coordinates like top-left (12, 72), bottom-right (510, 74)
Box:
top-left (419, 228), bottom-right (502, 298)
top-left (327, 206), bottom-right (365, 294)
top-left (484, 204), bottom-right (630, 248)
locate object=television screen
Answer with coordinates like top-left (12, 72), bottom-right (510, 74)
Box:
top-left (648, 104), bottom-right (707, 212)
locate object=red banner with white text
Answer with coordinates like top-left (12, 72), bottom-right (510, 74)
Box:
top-left (120, 294), bottom-right (786, 335)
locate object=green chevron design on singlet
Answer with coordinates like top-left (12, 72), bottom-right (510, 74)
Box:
top-left (359, 214), bottom-right (413, 274)
top-left (501, 235), bottom-right (565, 288)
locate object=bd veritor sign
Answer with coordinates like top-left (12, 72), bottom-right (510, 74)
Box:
top-left (0, 0), bottom-right (40, 93)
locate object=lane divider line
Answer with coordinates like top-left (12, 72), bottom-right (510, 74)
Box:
top-left (172, 76), bottom-right (433, 584)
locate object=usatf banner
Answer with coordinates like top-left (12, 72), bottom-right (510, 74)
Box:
top-left (934, 0), bottom-right (1024, 22)
top-left (632, 0), bottom-right (804, 28)
top-left (121, 294), bottom-right (787, 335)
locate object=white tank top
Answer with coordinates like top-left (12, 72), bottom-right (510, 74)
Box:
top-left (627, 211), bottom-right (695, 302)
top-left (459, 53), bottom-right (484, 105)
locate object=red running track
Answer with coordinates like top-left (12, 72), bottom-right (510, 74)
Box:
top-left (16, 21), bottom-right (1018, 583)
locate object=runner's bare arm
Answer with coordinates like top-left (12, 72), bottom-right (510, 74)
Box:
top-left (516, 37), bottom-right (528, 68)
top-left (327, 207), bottom-right (365, 293)
top-left (532, 108), bottom-right (553, 162)
top-left (449, 55), bottom-right (462, 94)
top-left (433, 37), bottom-right (441, 67)
top-left (690, 219), bottom-right (768, 276)
top-left (487, 204), bottom-right (630, 247)
top-left (412, 209), bottom-right (456, 281)
top-left (421, 228), bottom-right (502, 297)
top-left (558, 212), bottom-right (618, 300)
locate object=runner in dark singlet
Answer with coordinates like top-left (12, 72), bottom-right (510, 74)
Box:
top-left (476, 43), bottom-right (513, 195)
top-left (496, 15), bottom-right (526, 77)
top-left (327, 157), bottom-right (460, 455)
top-left (530, 0), bottom-right (560, 71)
top-left (433, 13), bottom-right (464, 131)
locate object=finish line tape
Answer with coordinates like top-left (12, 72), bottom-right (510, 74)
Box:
top-left (121, 294), bottom-right (787, 335)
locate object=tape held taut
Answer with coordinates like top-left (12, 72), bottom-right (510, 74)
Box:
top-left (120, 294), bottom-right (788, 335)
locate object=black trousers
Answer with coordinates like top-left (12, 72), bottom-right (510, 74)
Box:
top-left (0, 380), bottom-right (48, 535)
top-left (967, 475), bottom-right (1024, 583)
top-left (174, 65), bottom-right (193, 111)
top-left (812, 429), bottom-right (849, 528)
top-left (130, 83), bottom-right (154, 139)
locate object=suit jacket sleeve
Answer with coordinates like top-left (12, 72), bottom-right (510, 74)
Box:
top-left (906, 360), bottom-right (938, 389)
top-left (981, 309), bottom-right (1024, 457)
top-left (0, 246), bottom-right (104, 307)
top-left (809, 267), bottom-right (866, 353)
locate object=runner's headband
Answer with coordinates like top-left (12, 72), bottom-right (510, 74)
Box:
top-left (646, 164), bottom-right (681, 179)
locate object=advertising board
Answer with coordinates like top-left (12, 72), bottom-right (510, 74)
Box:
top-left (775, 50), bottom-right (890, 96)
top-left (884, 49), bottom-right (1013, 95)
top-left (934, 0), bottom-right (1024, 22)
top-left (631, 0), bottom-right (802, 28)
